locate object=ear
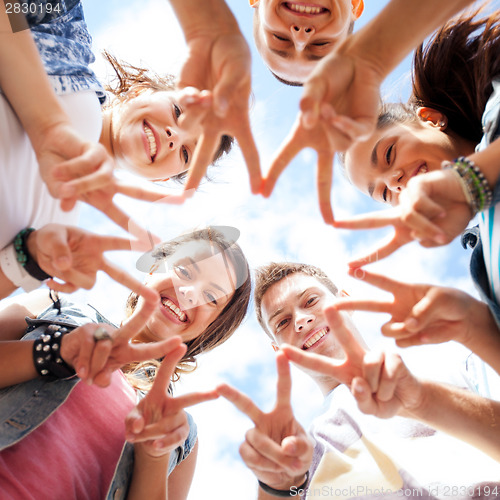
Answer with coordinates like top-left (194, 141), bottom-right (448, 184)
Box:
top-left (339, 289), bottom-right (354, 316)
top-left (271, 342), bottom-right (279, 352)
top-left (249, 0), bottom-right (259, 7)
top-left (417, 107), bottom-right (448, 130)
top-left (352, 0), bottom-right (364, 19)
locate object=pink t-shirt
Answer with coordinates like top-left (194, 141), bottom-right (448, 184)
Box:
top-left (0, 371), bottom-right (136, 500)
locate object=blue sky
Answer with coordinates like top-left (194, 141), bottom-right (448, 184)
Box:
top-left (68, 1), bottom-right (499, 498)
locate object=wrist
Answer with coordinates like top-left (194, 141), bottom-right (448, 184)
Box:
top-left (258, 471), bottom-right (309, 497)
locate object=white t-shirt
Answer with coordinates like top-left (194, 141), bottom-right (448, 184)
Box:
top-left (0, 90), bottom-right (102, 249)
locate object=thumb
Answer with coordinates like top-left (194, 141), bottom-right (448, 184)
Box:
top-left (300, 76), bottom-right (328, 129)
top-left (405, 295), bottom-right (435, 332)
top-left (282, 435), bottom-right (309, 458)
top-left (39, 226), bottom-right (73, 271)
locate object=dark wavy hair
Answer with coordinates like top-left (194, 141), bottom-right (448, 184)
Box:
top-left (410, 7), bottom-right (500, 144)
top-left (102, 51), bottom-right (234, 182)
top-left (123, 227), bottom-right (251, 388)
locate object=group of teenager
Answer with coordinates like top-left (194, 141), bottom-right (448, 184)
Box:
top-left (1, 0), bottom-right (500, 498)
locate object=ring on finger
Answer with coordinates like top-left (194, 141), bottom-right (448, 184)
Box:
top-left (93, 326), bottom-right (112, 342)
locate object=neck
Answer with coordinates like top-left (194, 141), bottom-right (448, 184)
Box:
top-left (314, 374), bottom-right (341, 395)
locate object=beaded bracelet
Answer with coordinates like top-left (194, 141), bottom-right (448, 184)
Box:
top-left (258, 471), bottom-right (309, 497)
top-left (14, 228), bottom-right (52, 281)
top-left (441, 157), bottom-right (493, 216)
top-left (33, 324), bottom-right (76, 379)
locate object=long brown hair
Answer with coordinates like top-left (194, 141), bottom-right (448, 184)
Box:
top-left (123, 227), bottom-right (251, 389)
top-left (102, 51), bottom-right (234, 181)
top-left (410, 7), bottom-right (500, 143)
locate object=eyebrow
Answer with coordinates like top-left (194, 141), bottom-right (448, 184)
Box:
top-left (267, 289), bottom-right (309, 325)
top-left (188, 257), bottom-right (229, 296)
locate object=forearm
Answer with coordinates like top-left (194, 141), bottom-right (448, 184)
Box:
top-left (0, 341), bottom-right (38, 388)
top-left (127, 445), bottom-right (169, 500)
top-left (468, 137), bottom-right (500, 192)
top-left (0, 7), bottom-right (70, 149)
top-left (0, 267), bottom-right (17, 300)
top-left (167, 0), bottom-right (239, 39)
top-left (462, 300), bottom-right (500, 375)
top-left (405, 380), bottom-right (500, 461)
top-left (343, 0), bottom-right (474, 78)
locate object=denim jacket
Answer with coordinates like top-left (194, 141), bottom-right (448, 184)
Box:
top-left (25, 0), bottom-right (104, 99)
top-left (462, 76), bottom-right (500, 329)
top-left (0, 299), bottom-right (197, 500)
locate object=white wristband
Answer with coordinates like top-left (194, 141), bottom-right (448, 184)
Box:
top-left (0, 243), bottom-right (43, 292)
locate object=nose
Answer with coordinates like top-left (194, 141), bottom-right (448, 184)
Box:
top-left (290, 24), bottom-right (315, 51)
top-left (166, 127), bottom-right (180, 150)
top-left (177, 285), bottom-right (198, 309)
top-left (386, 168), bottom-right (404, 192)
top-left (294, 311), bottom-right (314, 332)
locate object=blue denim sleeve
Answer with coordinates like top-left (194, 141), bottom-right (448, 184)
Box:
top-left (168, 410), bottom-right (198, 475)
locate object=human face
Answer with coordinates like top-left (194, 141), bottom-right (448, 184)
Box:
top-left (261, 273), bottom-right (346, 360)
top-left (139, 240), bottom-right (237, 344)
top-left (110, 90), bottom-right (200, 181)
top-left (345, 120), bottom-right (469, 205)
top-left (253, 0), bottom-right (356, 83)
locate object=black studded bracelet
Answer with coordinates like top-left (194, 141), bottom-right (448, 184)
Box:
top-left (33, 324), bottom-right (76, 379)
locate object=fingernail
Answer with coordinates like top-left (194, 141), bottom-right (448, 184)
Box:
top-left (353, 383), bottom-right (365, 394)
top-left (302, 111), bottom-right (315, 129)
top-left (435, 234), bottom-right (447, 244)
top-left (55, 256), bottom-right (70, 270)
top-left (77, 366), bottom-right (86, 378)
top-left (60, 185), bottom-right (75, 198)
top-left (216, 98), bottom-right (228, 116)
top-left (405, 318), bottom-right (418, 330)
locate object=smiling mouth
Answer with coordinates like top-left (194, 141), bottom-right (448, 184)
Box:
top-left (412, 164), bottom-right (429, 178)
top-left (143, 121), bottom-right (157, 161)
top-left (161, 297), bottom-right (188, 322)
top-left (284, 2), bottom-right (328, 15)
top-left (302, 327), bottom-right (329, 350)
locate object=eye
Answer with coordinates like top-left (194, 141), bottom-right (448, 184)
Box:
top-left (276, 318), bottom-right (289, 333)
top-left (181, 146), bottom-right (189, 165)
top-left (173, 103), bottom-right (182, 120)
top-left (204, 291), bottom-right (217, 306)
top-left (273, 34), bottom-right (290, 42)
top-left (305, 296), bottom-right (318, 307)
top-left (385, 144), bottom-right (394, 165)
top-left (174, 265), bottom-right (190, 279)
top-left (382, 186), bottom-right (388, 202)
top-left (312, 41), bottom-right (329, 47)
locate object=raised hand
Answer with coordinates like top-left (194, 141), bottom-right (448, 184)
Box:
top-left (217, 352), bottom-right (313, 491)
top-left (125, 343), bottom-right (218, 457)
top-left (334, 169), bottom-right (473, 267)
top-left (27, 224), bottom-right (157, 297)
top-left (281, 305), bottom-right (423, 419)
top-left (333, 268), bottom-right (495, 349)
top-left (175, 23), bottom-right (261, 194)
top-left (262, 43), bottom-right (384, 225)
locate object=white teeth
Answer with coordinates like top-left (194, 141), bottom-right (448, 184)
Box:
top-left (143, 122), bottom-right (157, 159)
top-left (417, 165), bottom-right (428, 176)
top-left (161, 298), bottom-right (187, 322)
top-left (288, 3), bottom-right (322, 14)
top-left (303, 327), bottom-right (328, 349)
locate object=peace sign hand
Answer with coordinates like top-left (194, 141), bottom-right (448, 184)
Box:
top-left (125, 343), bottom-right (219, 458)
top-left (281, 305), bottom-right (423, 419)
top-left (217, 352), bottom-right (313, 491)
top-left (333, 268), bottom-right (483, 348)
